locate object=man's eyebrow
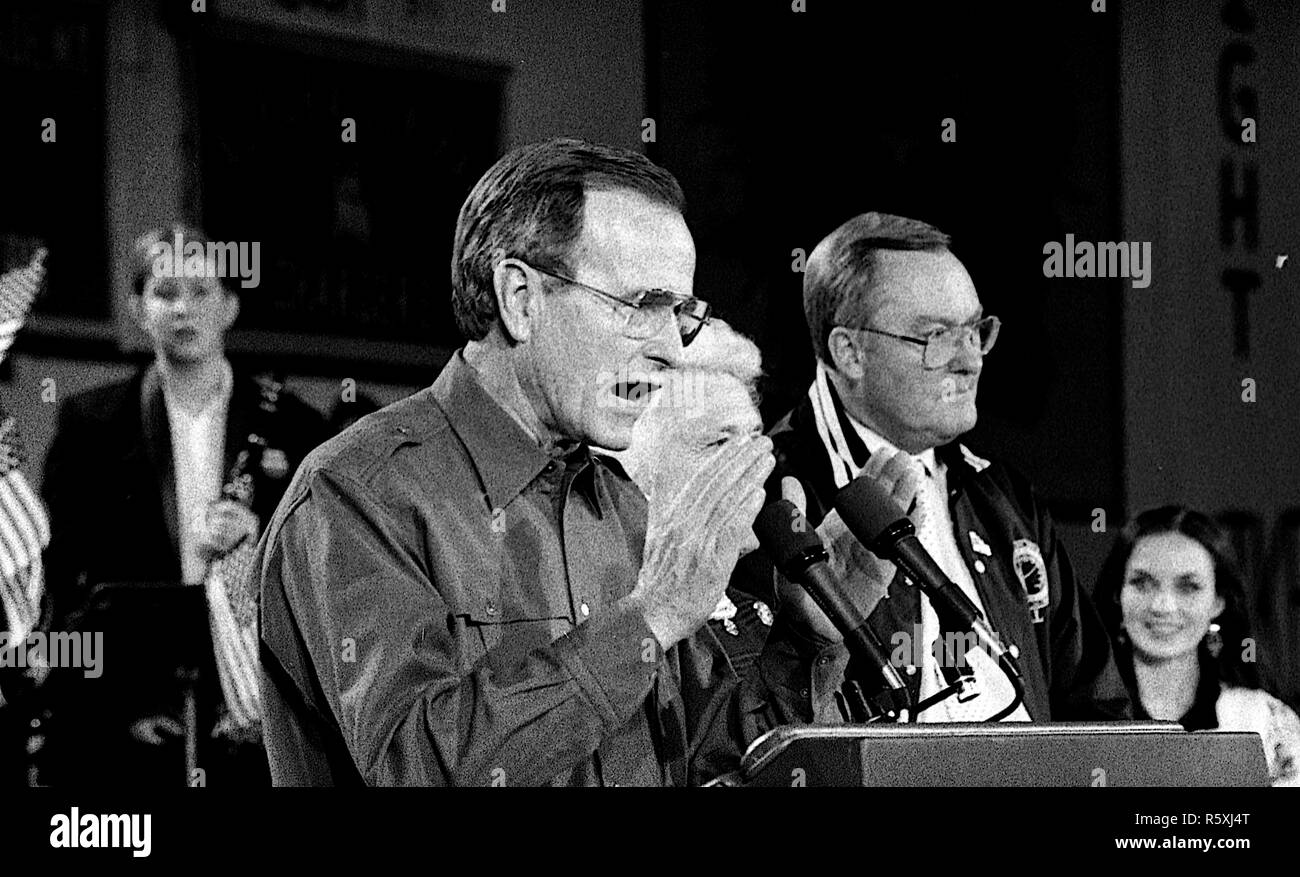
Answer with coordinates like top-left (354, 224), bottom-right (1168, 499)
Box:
top-left (908, 308), bottom-right (984, 329)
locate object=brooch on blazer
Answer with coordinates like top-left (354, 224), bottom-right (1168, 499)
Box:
top-left (260, 446), bottom-right (289, 480)
top-left (255, 373), bottom-right (283, 414)
top-left (251, 375), bottom-right (290, 479)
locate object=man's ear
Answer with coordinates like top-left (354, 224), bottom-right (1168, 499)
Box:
top-left (827, 327), bottom-right (865, 380)
top-left (219, 289), bottom-right (240, 331)
top-left (493, 259), bottom-right (540, 343)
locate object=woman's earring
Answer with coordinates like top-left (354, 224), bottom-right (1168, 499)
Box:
top-left (1205, 622), bottom-right (1223, 659)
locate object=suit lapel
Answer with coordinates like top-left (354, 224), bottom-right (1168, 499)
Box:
top-left (943, 450), bottom-right (1050, 719)
top-left (138, 364), bottom-right (180, 560)
top-left (224, 372), bottom-right (253, 478)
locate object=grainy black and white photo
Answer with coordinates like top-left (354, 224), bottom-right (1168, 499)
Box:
top-left (0, 0), bottom-right (1296, 859)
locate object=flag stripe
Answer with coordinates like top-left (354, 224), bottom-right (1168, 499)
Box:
top-left (0, 473), bottom-right (42, 565)
top-left (0, 490), bottom-right (29, 579)
top-left (7, 469), bottom-right (50, 546)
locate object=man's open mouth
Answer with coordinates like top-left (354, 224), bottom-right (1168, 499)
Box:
top-left (611, 379), bottom-right (661, 404)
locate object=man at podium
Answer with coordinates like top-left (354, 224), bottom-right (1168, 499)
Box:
top-left (744, 212), bottom-right (1132, 725)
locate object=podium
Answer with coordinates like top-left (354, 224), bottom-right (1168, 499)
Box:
top-left (716, 722), bottom-right (1270, 786)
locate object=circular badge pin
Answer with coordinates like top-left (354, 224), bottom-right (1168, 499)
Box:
top-left (260, 447), bottom-right (290, 480)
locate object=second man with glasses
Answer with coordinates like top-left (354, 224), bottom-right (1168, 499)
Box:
top-left (741, 211), bottom-right (1131, 725)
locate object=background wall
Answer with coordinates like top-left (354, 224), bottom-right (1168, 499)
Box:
top-left (646, 1), bottom-right (1125, 588)
top-left (4, 0), bottom-right (647, 493)
top-left (1122, 2), bottom-right (1299, 527)
top-left (1121, 0), bottom-right (1300, 701)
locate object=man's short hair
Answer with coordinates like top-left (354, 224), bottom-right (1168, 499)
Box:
top-left (128, 222), bottom-right (218, 297)
top-left (451, 137), bottom-right (686, 342)
top-left (803, 212), bottom-right (951, 366)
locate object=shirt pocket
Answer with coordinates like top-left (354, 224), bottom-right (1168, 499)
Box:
top-left (457, 586), bottom-right (573, 676)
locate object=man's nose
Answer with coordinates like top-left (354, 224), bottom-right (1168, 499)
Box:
top-left (947, 331), bottom-right (983, 372)
top-left (643, 310), bottom-right (685, 369)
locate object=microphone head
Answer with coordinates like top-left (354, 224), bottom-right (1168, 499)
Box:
top-left (832, 475), bottom-right (914, 546)
top-left (753, 499), bottom-right (826, 572)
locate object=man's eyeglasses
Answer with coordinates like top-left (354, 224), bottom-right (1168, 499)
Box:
top-left (522, 261), bottom-right (712, 347)
top-left (855, 315), bottom-right (1001, 368)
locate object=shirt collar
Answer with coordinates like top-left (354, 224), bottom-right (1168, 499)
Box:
top-left (432, 351), bottom-right (618, 511)
top-left (158, 357), bottom-right (233, 421)
top-left (843, 416), bottom-right (938, 477)
top-left (554, 440), bottom-right (618, 518)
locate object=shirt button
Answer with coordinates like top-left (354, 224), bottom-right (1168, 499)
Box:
top-left (974, 560), bottom-right (986, 574)
top-left (486, 600), bottom-right (496, 616)
top-left (580, 602), bottom-right (590, 617)
top-left (799, 688), bottom-right (810, 699)
top-left (904, 664), bottom-right (917, 676)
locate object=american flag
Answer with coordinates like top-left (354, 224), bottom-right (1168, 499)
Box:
top-left (0, 417), bottom-right (49, 641)
top-left (0, 248), bottom-right (45, 363)
top-left (0, 249), bottom-right (49, 683)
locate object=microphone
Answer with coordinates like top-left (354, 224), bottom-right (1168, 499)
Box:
top-left (752, 493), bottom-right (911, 719)
top-left (832, 474), bottom-right (1023, 680)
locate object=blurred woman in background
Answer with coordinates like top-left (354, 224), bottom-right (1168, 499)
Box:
top-left (1095, 505), bottom-right (1300, 786)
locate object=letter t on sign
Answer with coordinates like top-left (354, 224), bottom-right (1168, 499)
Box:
top-left (1222, 268), bottom-right (1260, 359)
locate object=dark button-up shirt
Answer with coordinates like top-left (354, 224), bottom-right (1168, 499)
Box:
top-left (257, 353), bottom-right (799, 786)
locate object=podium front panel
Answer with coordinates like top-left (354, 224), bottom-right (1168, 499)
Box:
top-left (738, 723), bottom-right (1270, 787)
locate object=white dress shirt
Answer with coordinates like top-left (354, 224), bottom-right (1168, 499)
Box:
top-left (162, 361), bottom-right (233, 585)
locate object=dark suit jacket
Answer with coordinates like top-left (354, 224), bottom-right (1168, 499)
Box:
top-left (731, 391), bottom-right (1133, 724)
top-left (38, 363), bottom-right (327, 782)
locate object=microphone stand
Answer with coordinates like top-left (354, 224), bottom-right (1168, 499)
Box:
top-left (852, 513), bottom-right (1028, 722)
top-left (779, 541), bottom-right (915, 724)
top-left (911, 648), bottom-right (1027, 721)
top-left (835, 659), bottom-right (913, 724)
